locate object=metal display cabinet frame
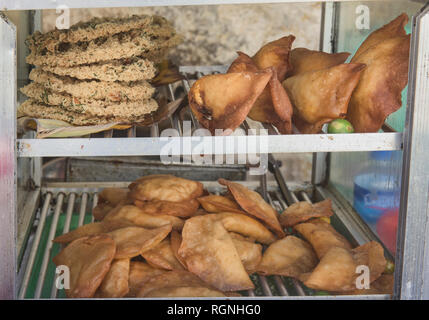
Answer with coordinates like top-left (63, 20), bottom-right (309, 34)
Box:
top-left (0, 0), bottom-right (428, 300)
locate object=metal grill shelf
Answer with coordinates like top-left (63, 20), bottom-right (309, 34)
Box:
top-left (17, 66), bottom-right (403, 158)
top-left (17, 180), bottom-right (390, 300)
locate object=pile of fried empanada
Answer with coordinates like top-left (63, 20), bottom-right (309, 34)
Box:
top-left (189, 13), bottom-right (410, 134)
top-left (52, 174), bottom-right (392, 298)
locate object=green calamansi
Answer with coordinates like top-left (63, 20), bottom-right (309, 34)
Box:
top-left (327, 119), bottom-right (354, 134)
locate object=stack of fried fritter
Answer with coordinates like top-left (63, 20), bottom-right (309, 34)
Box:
top-left (18, 15), bottom-right (182, 125)
top-left (51, 174), bottom-right (392, 298)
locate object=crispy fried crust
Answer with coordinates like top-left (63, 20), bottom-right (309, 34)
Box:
top-left (103, 204), bottom-right (184, 231)
top-left (197, 195), bottom-right (243, 214)
top-left (287, 48), bottom-right (350, 77)
top-left (107, 225), bottom-right (172, 259)
top-left (252, 35), bottom-right (295, 81)
top-left (128, 175), bottom-right (204, 203)
top-left (18, 99), bottom-right (157, 126)
top-left (231, 237), bottom-right (262, 273)
top-left (283, 63), bottom-right (366, 134)
top-left (294, 219), bottom-right (352, 259)
top-left (218, 179), bottom-right (285, 238)
top-left (52, 234), bottom-right (116, 298)
top-left (257, 236), bottom-right (318, 278)
top-left (27, 15), bottom-right (167, 53)
top-left (353, 13), bottom-right (409, 60)
top-left (141, 238), bottom-right (185, 270)
top-left (134, 199), bottom-right (200, 218)
top-left (347, 35), bottom-right (410, 133)
top-left (94, 259), bottom-right (130, 298)
top-left (20, 82), bottom-right (158, 118)
top-left (279, 199), bottom-right (333, 227)
top-left (178, 216), bottom-right (254, 291)
top-left (127, 262), bottom-right (167, 297)
top-left (40, 57), bottom-right (156, 82)
top-left (27, 26), bottom-right (181, 67)
top-left (29, 69), bottom-right (155, 102)
top-left (188, 70), bottom-right (272, 134)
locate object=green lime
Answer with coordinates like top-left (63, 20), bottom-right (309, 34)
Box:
top-left (385, 260), bottom-right (395, 274)
top-left (327, 119), bottom-right (354, 134)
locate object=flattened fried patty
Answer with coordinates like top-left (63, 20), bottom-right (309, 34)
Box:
top-left (40, 57), bottom-right (156, 82)
top-left (20, 83), bottom-right (158, 118)
top-left (27, 27), bottom-right (182, 67)
top-left (29, 68), bottom-right (155, 102)
top-left (27, 15), bottom-right (170, 53)
top-left (18, 99), bottom-right (157, 125)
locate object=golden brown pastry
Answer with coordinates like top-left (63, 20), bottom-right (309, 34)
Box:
top-left (279, 199), bottom-right (333, 227)
top-left (283, 63), bottom-right (366, 134)
top-left (95, 259), bottom-right (130, 298)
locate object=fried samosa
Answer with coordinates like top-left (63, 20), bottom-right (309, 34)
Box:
top-left (170, 230), bottom-right (187, 268)
top-left (95, 259), bottom-right (130, 298)
top-left (52, 234), bottom-right (116, 298)
top-left (300, 246), bottom-right (357, 292)
top-left (352, 241), bottom-right (387, 283)
top-left (257, 236), bottom-right (318, 278)
top-left (107, 225), bottom-right (172, 259)
top-left (134, 198), bottom-right (200, 218)
top-left (127, 262), bottom-right (167, 297)
top-left (230, 234), bottom-right (262, 273)
top-left (227, 51), bottom-right (260, 73)
top-left (347, 35), bottom-right (410, 133)
top-left (128, 174), bottom-right (204, 202)
top-left (93, 188), bottom-right (131, 221)
top-left (211, 212), bottom-right (276, 245)
top-left (137, 270), bottom-right (225, 297)
top-left (287, 48), bottom-right (350, 77)
top-left (103, 204), bottom-right (184, 230)
top-left (197, 194), bottom-right (243, 214)
top-left (279, 199), bottom-right (333, 227)
top-left (353, 13), bottom-right (408, 60)
top-left (218, 179), bottom-right (285, 238)
top-left (178, 215), bottom-right (254, 291)
top-left (294, 219), bottom-right (352, 259)
top-left (188, 70), bottom-right (272, 134)
top-left (141, 238), bottom-right (184, 270)
top-left (283, 63), bottom-right (366, 134)
top-left (252, 35), bottom-right (295, 80)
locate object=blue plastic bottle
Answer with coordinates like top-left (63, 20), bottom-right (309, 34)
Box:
top-left (353, 151), bottom-right (402, 227)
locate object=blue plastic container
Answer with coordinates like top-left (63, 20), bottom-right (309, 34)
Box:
top-left (353, 151), bottom-right (402, 225)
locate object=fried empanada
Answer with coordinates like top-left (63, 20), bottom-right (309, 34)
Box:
top-left (347, 35), bottom-right (410, 132)
top-left (178, 215), bottom-right (254, 291)
top-left (197, 194), bottom-right (243, 214)
top-left (218, 179), bottom-right (285, 238)
top-left (231, 236), bottom-right (262, 273)
top-left (283, 63), bottom-right (366, 134)
top-left (211, 212), bottom-right (276, 244)
top-left (300, 246), bottom-right (356, 292)
top-left (92, 202), bottom-right (115, 221)
top-left (294, 219), bottom-right (352, 259)
top-left (137, 270), bottom-right (225, 297)
top-left (279, 199), bottom-right (333, 227)
top-left (252, 35), bottom-right (295, 80)
top-left (341, 274), bottom-right (394, 295)
top-left (95, 259), bottom-right (130, 298)
top-left (93, 188), bottom-right (131, 221)
top-left (103, 204), bottom-right (184, 230)
top-left (257, 236), bottom-right (318, 278)
top-left (141, 238), bottom-right (184, 270)
top-left (52, 234), bottom-right (116, 298)
top-left (134, 198), bottom-right (200, 218)
top-left (287, 48), bottom-right (350, 77)
top-left (107, 225), bottom-right (171, 259)
top-left (353, 13), bottom-right (408, 60)
top-left (127, 262), bottom-right (167, 297)
top-left (128, 174), bottom-right (204, 202)
top-left (188, 70), bottom-right (272, 134)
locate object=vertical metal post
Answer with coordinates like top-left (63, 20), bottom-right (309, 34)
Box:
top-left (312, 2), bottom-right (337, 186)
top-left (0, 12), bottom-right (17, 299)
top-left (395, 4), bottom-right (429, 300)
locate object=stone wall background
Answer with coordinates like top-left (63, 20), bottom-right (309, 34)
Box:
top-left (42, 4), bottom-right (319, 182)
